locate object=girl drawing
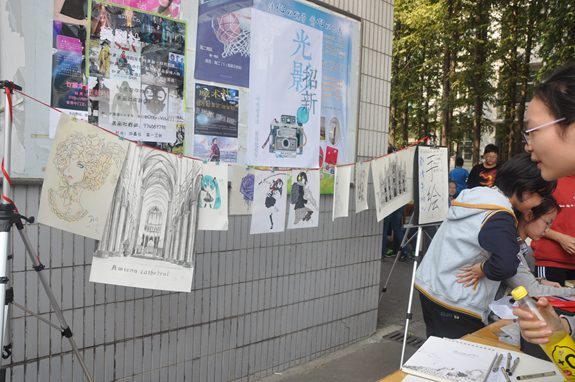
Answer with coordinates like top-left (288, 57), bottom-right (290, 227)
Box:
top-left (200, 175), bottom-right (221, 209)
top-left (48, 132), bottom-right (125, 221)
top-left (260, 176), bottom-right (284, 229)
top-left (291, 172), bottom-right (318, 225)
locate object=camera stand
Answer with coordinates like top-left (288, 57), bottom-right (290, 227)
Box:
top-left (0, 81), bottom-right (93, 381)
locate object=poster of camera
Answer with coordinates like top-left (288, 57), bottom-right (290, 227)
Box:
top-left (371, 147), bottom-right (415, 222)
top-left (193, 83), bottom-right (239, 163)
top-left (90, 142), bottom-right (203, 292)
top-left (254, 0), bottom-right (354, 166)
top-left (194, 0), bottom-right (253, 88)
top-left (247, 8), bottom-right (322, 168)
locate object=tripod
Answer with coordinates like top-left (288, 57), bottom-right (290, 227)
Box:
top-left (0, 81), bottom-right (93, 381)
top-left (379, 214), bottom-right (440, 367)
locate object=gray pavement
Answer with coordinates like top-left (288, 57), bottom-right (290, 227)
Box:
top-left (258, 256), bottom-right (427, 382)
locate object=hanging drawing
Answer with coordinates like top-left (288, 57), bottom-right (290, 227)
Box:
top-left (371, 146), bottom-right (416, 222)
top-left (38, 114), bottom-right (128, 240)
top-left (250, 171), bottom-right (288, 234)
top-left (89, 142), bottom-right (203, 292)
top-left (198, 162), bottom-right (229, 230)
top-left (287, 169), bottom-right (320, 229)
top-left (355, 161), bottom-right (370, 213)
top-left (333, 165), bottom-right (351, 220)
top-left (230, 166), bottom-right (255, 215)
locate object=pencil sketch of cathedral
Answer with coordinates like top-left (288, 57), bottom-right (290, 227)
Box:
top-left (94, 143), bottom-right (202, 268)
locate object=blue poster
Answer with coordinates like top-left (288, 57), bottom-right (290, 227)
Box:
top-left (253, 0), bottom-right (353, 165)
top-left (194, 0), bottom-right (253, 87)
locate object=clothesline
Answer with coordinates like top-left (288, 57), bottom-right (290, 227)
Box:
top-left (11, 89), bottom-right (431, 171)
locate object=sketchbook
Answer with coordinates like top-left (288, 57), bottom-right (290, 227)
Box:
top-left (402, 336), bottom-right (497, 382)
top-left (402, 337), bottom-right (563, 382)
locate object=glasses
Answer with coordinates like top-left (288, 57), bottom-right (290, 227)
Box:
top-left (523, 118), bottom-right (566, 145)
top-left (484, 154), bottom-right (498, 159)
top-left (540, 217), bottom-right (553, 229)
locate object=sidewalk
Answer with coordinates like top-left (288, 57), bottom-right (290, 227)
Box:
top-left (258, 258), bottom-right (426, 382)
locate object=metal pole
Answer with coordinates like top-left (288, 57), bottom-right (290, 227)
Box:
top-left (400, 226), bottom-right (423, 367)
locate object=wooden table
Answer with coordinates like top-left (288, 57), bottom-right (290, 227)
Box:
top-left (377, 320), bottom-right (519, 382)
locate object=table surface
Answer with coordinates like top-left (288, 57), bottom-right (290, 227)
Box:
top-left (377, 320), bottom-right (519, 382)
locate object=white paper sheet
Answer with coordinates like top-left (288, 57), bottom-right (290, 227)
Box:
top-left (333, 165), bottom-right (351, 220)
top-left (355, 161), bottom-right (370, 213)
top-left (250, 171), bottom-right (288, 234)
top-left (230, 166), bottom-right (255, 215)
top-left (198, 162), bottom-right (229, 230)
top-left (287, 169), bottom-right (320, 229)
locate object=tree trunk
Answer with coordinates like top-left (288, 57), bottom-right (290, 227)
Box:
top-left (389, 20), bottom-right (401, 147)
top-left (506, 1), bottom-right (519, 160)
top-left (441, 0), bottom-right (454, 148)
top-left (472, 0), bottom-right (489, 165)
top-left (516, 0), bottom-right (535, 156)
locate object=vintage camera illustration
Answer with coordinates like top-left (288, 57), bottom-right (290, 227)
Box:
top-left (267, 107), bottom-right (309, 158)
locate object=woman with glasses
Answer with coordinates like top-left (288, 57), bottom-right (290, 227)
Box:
top-left (467, 144), bottom-right (501, 188)
top-left (509, 64), bottom-right (575, 348)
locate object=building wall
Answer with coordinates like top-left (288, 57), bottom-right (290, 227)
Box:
top-left (0, 0), bottom-right (394, 381)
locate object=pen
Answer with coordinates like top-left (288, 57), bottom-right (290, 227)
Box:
top-left (506, 353), bottom-right (512, 372)
top-left (516, 371), bottom-right (557, 380)
top-left (483, 354), bottom-right (498, 382)
top-left (501, 367), bottom-right (512, 382)
top-left (508, 357), bottom-right (520, 376)
top-left (493, 354), bottom-right (503, 372)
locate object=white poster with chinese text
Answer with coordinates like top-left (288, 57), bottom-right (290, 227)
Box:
top-left (247, 9), bottom-right (322, 168)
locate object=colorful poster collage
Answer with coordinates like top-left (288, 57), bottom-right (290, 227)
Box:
top-left (50, 0), bottom-right (187, 154)
top-left (193, 84), bottom-right (239, 163)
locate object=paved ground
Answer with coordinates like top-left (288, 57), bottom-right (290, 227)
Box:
top-left (258, 256), bottom-right (427, 382)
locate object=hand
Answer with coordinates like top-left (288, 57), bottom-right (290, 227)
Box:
top-left (540, 279), bottom-right (562, 288)
top-left (456, 263), bottom-right (485, 287)
top-left (559, 234), bottom-right (575, 255)
top-left (513, 297), bottom-right (557, 345)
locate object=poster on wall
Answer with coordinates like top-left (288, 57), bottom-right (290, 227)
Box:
top-left (250, 170), bottom-right (288, 234)
top-left (371, 147), bottom-right (416, 222)
top-left (38, 114), bottom-right (129, 240)
top-left (287, 169), bottom-right (320, 229)
top-left (53, 1), bottom-right (188, 154)
top-left (51, 0), bottom-right (89, 135)
top-left (247, 8), bottom-right (322, 168)
top-left (194, 0), bottom-right (253, 87)
top-left (254, 0), bottom-right (354, 166)
top-left (90, 142), bottom-right (203, 292)
top-left (103, 0), bottom-right (182, 19)
top-left (193, 84), bottom-right (239, 163)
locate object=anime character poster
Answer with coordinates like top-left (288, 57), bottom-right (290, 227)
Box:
top-left (230, 166), bottom-right (255, 215)
top-left (248, 9), bottom-right (322, 168)
top-left (194, 0), bottom-right (253, 87)
top-left (355, 161), bottom-right (370, 213)
top-left (287, 169), bottom-right (320, 229)
top-left (254, 0), bottom-right (354, 166)
top-left (193, 84), bottom-right (239, 163)
top-left (86, 1), bottom-right (187, 151)
top-left (333, 165), bottom-right (351, 220)
top-left (50, 19), bottom-right (89, 137)
top-left (198, 162), bottom-right (229, 230)
top-left (38, 114), bottom-right (129, 240)
top-left (90, 142), bottom-right (203, 292)
top-left (371, 147), bottom-right (416, 222)
top-left (250, 170), bottom-right (288, 234)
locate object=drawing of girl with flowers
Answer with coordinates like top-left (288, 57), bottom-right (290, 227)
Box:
top-left (48, 132), bottom-right (125, 221)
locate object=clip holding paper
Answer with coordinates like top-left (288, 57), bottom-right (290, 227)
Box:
top-left (118, 136), bottom-right (125, 141)
top-left (215, 162), bottom-right (220, 166)
top-left (70, 116), bottom-right (78, 122)
top-left (177, 153), bottom-right (183, 159)
top-left (245, 166), bottom-right (250, 171)
top-left (202, 160), bottom-right (207, 164)
top-left (136, 140), bottom-right (144, 147)
top-left (271, 167), bottom-right (275, 173)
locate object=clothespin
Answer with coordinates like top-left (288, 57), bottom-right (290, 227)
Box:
top-left (245, 166), bottom-right (250, 171)
top-left (215, 162), bottom-right (220, 166)
top-left (270, 167), bottom-right (275, 173)
top-left (177, 153), bottom-right (183, 159)
top-left (202, 160), bottom-right (207, 164)
top-left (70, 116), bottom-right (78, 122)
top-left (118, 135), bottom-right (124, 141)
top-left (136, 140), bottom-right (143, 147)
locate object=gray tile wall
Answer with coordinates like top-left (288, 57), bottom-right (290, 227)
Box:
top-left (1, 0), bottom-right (393, 380)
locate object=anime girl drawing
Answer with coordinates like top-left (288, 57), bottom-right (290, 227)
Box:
top-left (290, 171), bottom-right (318, 225)
top-left (200, 175), bottom-right (221, 209)
top-left (260, 175), bottom-right (284, 229)
top-left (48, 131), bottom-right (125, 221)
